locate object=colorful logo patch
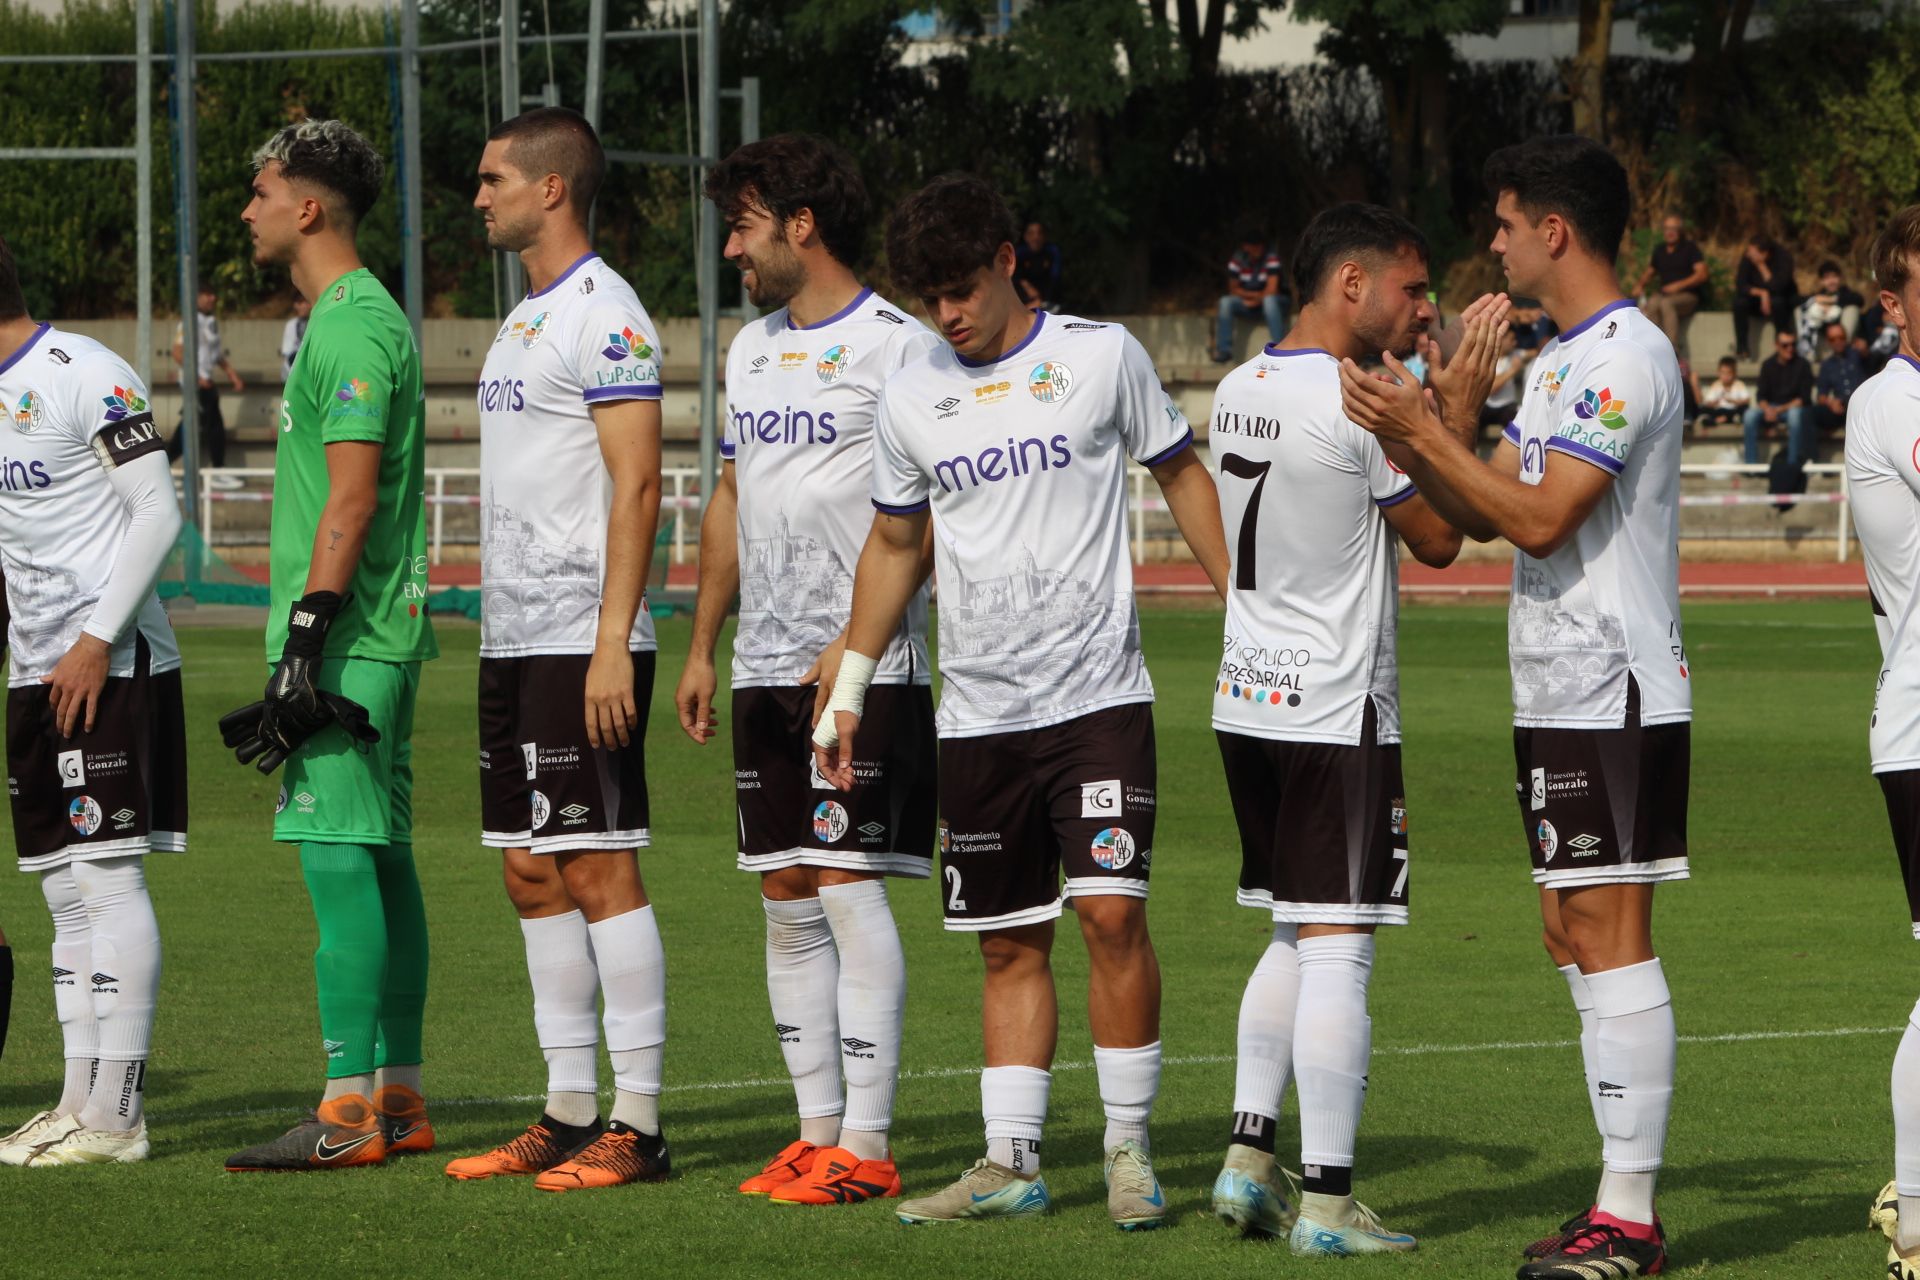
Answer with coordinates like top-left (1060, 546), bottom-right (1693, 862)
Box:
top-left (335, 378), bottom-right (371, 404)
top-left (68, 795), bottom-right (102, 837)
top-left (813, 800), bottom-right (849, 843)
top-left (1541, 364), bottom-right (1570, 399)
top-left (1028, 360), bottom-right (1073, 404)
top-left (101, 386), bottom-right (147, 423)
top-left (602, 326), bottom-right (655, 363)
top-left (1090, 827), bottom-right (1136, 871)
top-left (520, 310), bottom-right (551, 350)
top-left (1572, 387), bottom-right (1628, 430)
top-left (12, 390), bottom-right (43, 433)
top-left (817, 344), bottom-right (852, 384)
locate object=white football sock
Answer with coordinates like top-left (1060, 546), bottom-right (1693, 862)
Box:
top-left (519, 910), bottom-right (601, 1124)
top-left (1893, 999), bottom-right (1920, 1250)
top-left (69, 857), bottom-right (161, 1131)
top-left (1295, 934), bottom-right (1374, 1171)
top-left (590, 906), bottom-right (667, 1135)
top-left (1094, 1041), bottom-right (1161, 1152)
top-left (1561, 961), bottom-right (1613, 1206)
top-left (40, 865), bottom-right (99, 1117)
top-left (764, 895), bottom-right (845, 1143)
top-left (1233, 923), bottom-right (1301, 1124)
top-left (1588, 957), bottom-right (1675, 1226)
top-left (375, 1063), bottom-right (422, 1095)
top-left (323, 1073), bottom-right (374, 1102)
top-left (818, 880), bottom-right (904, 1162)
top-left (982, 1064), bottom-right (1049, 1176)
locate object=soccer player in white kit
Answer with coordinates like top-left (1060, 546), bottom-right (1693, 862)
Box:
top-left (813, 175), bottom-right (1230, 1229)
top-left (0, 233), bottom-right (186, 1167)
top-left (443, 107), bottom-right (672, 1192)
top-left (676, 134), bottom-right (940, 1206)
top-left (1205, 203), bottom-right (1490, 1256)
top-left (1844, 205), bottom-right (1920, 1280)
top-left (1340, 137), bottom-right (1689, 1278)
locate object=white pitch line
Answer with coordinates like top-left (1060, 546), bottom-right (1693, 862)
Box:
top-left (150, 1024), bottom-right (1900, 1126)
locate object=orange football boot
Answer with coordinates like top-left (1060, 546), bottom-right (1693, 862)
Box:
top-left (444, 1115), bottom-right (600, 1180)
top-left (770, 1147), bottom-right (902, 1206)
top-left (373, 1084), bottom-right (435, 1156)
top-left (224, 1094), bottom-right (388, 1171)
top-left (738, 1139), bottom-right (820, 1195)
top-left (533, 1121), bottom-right (670, 1192)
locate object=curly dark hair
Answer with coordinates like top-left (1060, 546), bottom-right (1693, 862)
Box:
top-left (489, 106), bottom-right (605, 218)
top-left (1483, 135), bottom-right (1629, 261)
top-left (884, 173), bottom-right (1018, 297)
top-left (1292, 202), bottom-right (1429, 302)
top-left (252, 119), bottom-right (386, 228)
top-left (705, 133), bottom-right (870, 267)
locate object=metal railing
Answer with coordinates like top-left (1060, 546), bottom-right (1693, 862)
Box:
top-left (195, 460), bottom-right (1858, 571)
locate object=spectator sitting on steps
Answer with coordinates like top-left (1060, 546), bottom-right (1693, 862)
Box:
top-left (1013, 220), bottom-right (1062, 313)
top-left (1635, 214), bottom-right (1708, 360)
top-left (1742, 330), bottom-right (1814, 465)
top-left (1697, 356), bottom-right (1751, 427)
top-left (1212, 229), bottom-right (1286, 362)
top-left (1733, 236), bottom-right (1797, 361)
top-left (1812, 320), bottom-right (1866, 438)
top-left (1797, 261), bottom-right (1864, 355)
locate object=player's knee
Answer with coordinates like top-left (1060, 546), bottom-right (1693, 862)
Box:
top-left (979, 928), bottom-right (1049, 978)
top-left (760, 865), bottom-right (817, 902)
top-left (502, 854), bottom-right (566, 916)
top-left (556, 850), bottom-right (644, 918)
top-left (1074, 896), bottom-right (1149, 958)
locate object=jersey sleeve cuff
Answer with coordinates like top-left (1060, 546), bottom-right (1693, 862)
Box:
top-left (1375, 483), bottom-right (1418, 508)
top-left (319, 425), bottom-right (388, 445)
top-left (1136, 428), bottom-right (1194, 468)
top-left (1501, 421), bottom-right (1521, 445)
top-left (582, 384), bottom-right (662, 403)
top-left (872, 497), bottom-right (930, 515)
top-left (719, 440), bottom-right (736, 460)
top-left (1545, 435), bottom-right (1625, 475)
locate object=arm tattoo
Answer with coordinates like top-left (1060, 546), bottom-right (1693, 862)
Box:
top-left (328, 528), bottom-right (345, 551)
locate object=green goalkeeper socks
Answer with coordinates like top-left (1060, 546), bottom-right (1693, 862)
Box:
top-left (372, 842), bottom-right (428, 1071)
top-left (299, 842), bottom-right (429, 1080)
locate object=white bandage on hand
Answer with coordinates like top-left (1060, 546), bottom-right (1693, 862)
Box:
top-left (811, 650), bottom-right (879, 752)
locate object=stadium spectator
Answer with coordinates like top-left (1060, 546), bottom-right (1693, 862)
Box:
top-left (1635, 214), bottom-right (1707, 358)
top-left (1812, 320), bottom-right (1866, 436)
top-left (278, 292), bottom-right (310, 376)
top-left (167, 282), bottom-right (244, 468)
top-left (1213, 231), bottom-right (1287, 361)
top-left (1697, 356), bottom-right (1751, 426)
top-left (1733, 236), bottom-right (1797, 360)
top-left (1743, 331), bottom-right (1814, 464)
top-left (1013, 220), bottom-right (1062, 312)
top-left (1796, 262), bottom-right (1864, 354)
top-left (1479, 325), bottom-right (1532, 434)
top-left (1858, 297), bottom-right (1903, 374)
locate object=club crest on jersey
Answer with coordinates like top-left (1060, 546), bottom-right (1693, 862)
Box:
top-left (1573, 387), bottom-right (1628, 430)
top-left (10, 390), bottom-right (43, 433)
top-left (1028, 360), bottom-right (1073, 404)
top-left (1536, 819), bottom-right (1558, 861)
top-left (813, 800), bottom-right (849, 843)
top-left (602, 326), bottom-right (654, 363)
top-left (520, 310), bottom-right (551, 350)
top-left (101, 386), bottom-right (147, 423)
top-left (1540, 364), bottom-right (1570, 399)
top-left (68, 795), bottom-right (102, 837)
top-left (817, 344), bottom-right (853, 384)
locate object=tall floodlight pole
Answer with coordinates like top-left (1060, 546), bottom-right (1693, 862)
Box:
top-left (499, 0), bottom-right (524, 301)
top-left (136, 0), bottom-right (153, 390)
top-left (583, 0), bottom-right (605, 130)
top-left (400, 0), bottom-right (424, 342)
top-left (174, 0), bottom-right (200, 529)
top-left (696, 0), bottom-right (719, 506)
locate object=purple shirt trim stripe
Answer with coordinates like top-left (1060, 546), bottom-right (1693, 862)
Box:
top-left (1261, 345), bottom-right (1331, 359)
top-left (0, 323), bottom-right (51, 378)
top-left (1501, 421), bottom-right (1522, 444)
top-left (1375, 484), bottom-right (1419, 508)
top-left (1138, 428), bottom-right (1194, 469)
top-left (1556, 298), bottom-right (1638, 343)
top-left (956, 311), bottom-right (1046, 368)
top-left (1545, 434), bottom-right (1625, 474)
top-left (582, 384), bottom-right (661, 403)
top-left (528, 253), bottom-right (598, 299)
top-left (872, 497), bottom-right (930, 515)
top-left (789, 288), bottom-right (874, 331)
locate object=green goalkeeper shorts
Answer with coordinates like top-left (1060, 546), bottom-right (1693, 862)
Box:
top-left (274, 658), bottom-right (420, 847)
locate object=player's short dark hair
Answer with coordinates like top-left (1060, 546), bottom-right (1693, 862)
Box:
top-left (885, 173), bottom-right (1018, 296)
top-left (252, 119), bottom-right (386, 228)
top-left (1483, 135), bottom-right (1630, 261)
top-left (705, 133), bottom-right (870, 268)
top-left (488, 106), bottom-right (605, 217)
top-left (0, 235), bottom-right (26, 322)
top-left (1291, 202), bottom-right (1429, 302)
top-left (1874, 206), bottom-right (1920, 295)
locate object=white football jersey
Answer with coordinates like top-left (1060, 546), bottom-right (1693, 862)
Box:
top-left (1503, 301), bottom-right (1690, 728)
top-left (477, 254), bottom-right (662, 657)
top-left (871, 313), bottom-right (1192, 737)
top-left (1844, 354), bottom-right (1920, 772)
top-left (0, 325), bottom-right (179, 687)
top-left (722, 289), bottom-right (938, 687)
top-left (1209, 347), bottom-right (1414, 745)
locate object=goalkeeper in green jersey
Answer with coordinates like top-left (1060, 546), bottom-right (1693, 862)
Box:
top-left (220, 119), bottom-right (439, 1171)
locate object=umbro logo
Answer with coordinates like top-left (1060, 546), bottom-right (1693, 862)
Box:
top-left (52, 966), bottom-right (74, 980)
top-left (857, 821), bottom-right (886, 838)
top-left (776, 1022), bottom-right (801, 1043)
top-left (324, 1038), bottom-right (346, 1058)
top-left (1597, 1080), bottom-right (1625, 1098)
top-left (751, 355), bottom-right (768, 368)
top-left (558, 803), bottom-right (591, 823)
top-left (841, 1037), bottom-right (876, 1059)
top-left (91, 972), bottom-right (119, 987)
top-left (934, 396), bottom-right (960, 417)
top-left (1567, 833), bottom-right (1603, 857)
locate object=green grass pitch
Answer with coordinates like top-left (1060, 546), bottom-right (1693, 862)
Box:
top-left (0, 601), bottom-right (1904, 1276)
